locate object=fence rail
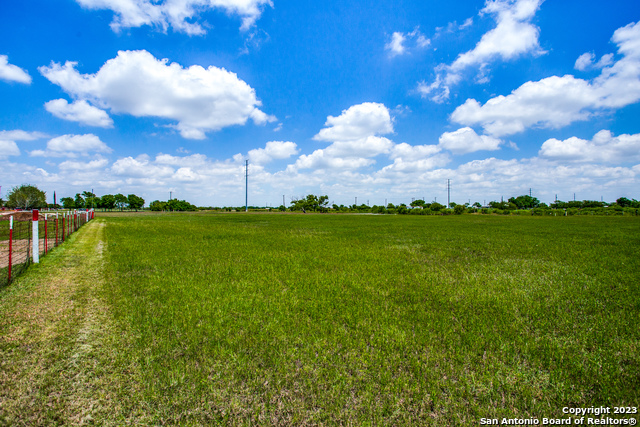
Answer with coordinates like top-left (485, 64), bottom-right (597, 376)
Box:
top-left (0, 209), bottom-right (94, 287)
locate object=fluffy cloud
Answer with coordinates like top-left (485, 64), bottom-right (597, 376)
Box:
top-left (58, 158), bottom-right (110, 171)
top-left (314, 102), bottom-right (393, 142)
top-left (0, 55), bottom-right (31, 84)
top-left (539, 130), bottom-right (640, 163)
top-left (385, 28), bottom-right (430, 57)
top-left (247, 141), bottom-right (299, 165)
top-left (420, 0), bottom-right (544, 102)
top-left (75, 0), bottom-right (273, 34)
top-left (30, 134), bottom-right (112, 158)
top-left (291, 150), bottom-right (376, 171)
top-left (39, 50), bottom-right (273, 139)
top-left (438, 127), bottom-right (502, 154)
top-left (0, 130), bottom-right (48, 141)
top-left (574, 52), bottom-right (614, 71)
top-left (44, 99), bottom-right (114, 128)
top-left (0, 130), bottom-right (48, 158)
top-left (0, 140), bottom-right (20, 157)
top-left (451, 21), bottom-right (640, 136)
top-left (286, 103), bottom-right (397, 172)
top-left (389, 142), bottom-right (441, 160)
top-left (386, 32), bottom-right (406, 56)
top-left (111, 155), bottom-right (175, 178)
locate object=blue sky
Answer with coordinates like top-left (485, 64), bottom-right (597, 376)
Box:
top-left (1, 0), bottom-right (639, 207)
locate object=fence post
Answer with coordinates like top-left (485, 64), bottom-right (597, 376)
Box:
top-left (8, 216), bottom-right (13, 283)
top-left (55, 213), bottom-right (58, 247)
top-left (44, 214), bottom-right (48, 254)
top-left (62, 213), bottom-right (65, 242)
top-left (32, 209), bottom-right (39, 264)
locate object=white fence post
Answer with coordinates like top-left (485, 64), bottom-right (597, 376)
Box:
top-left (32, 209), bottom-right (39, 264)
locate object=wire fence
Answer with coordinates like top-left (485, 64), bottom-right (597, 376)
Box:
top-left (0, 209), bottom-right (94, 288)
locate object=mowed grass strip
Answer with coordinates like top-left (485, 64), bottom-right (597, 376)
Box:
top-left (0, 220), bottom-right (146, 426)
top-left (97, 213), bottom-right (639, 425)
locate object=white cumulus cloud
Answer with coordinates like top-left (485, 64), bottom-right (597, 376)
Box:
top-left (438, 127), bottom-right (502, 154)
top-left (111, 155), bottom-right (175, 178)
top-left (30, 134), bottom-right (112, 158)
top-left (574, 52), bottom-right (614, 71)
top-left (314, 102), bottom-right (393, 142)
top-left (386, 32), bottom-right (406, 56)
top-left (0, 130), bottom-right (48, 141)
top-left (75, 0), bottom-right (273, 34)
top-left (0, 55), bottom-right (31, 84)
top-left (39, 50), bottom-right (273, 139)
top-left (389, 142), bottom-right (441, 160)
top-left (247, 141), bottom-right (299, 165)
top-left (451, 21), bottom-right (640, 136)
top-left (419, 0), bottom-right (545, 102)
top-left (539, 130), bottom-right (640, 163)
top-left (0, 140), bottom-right (21, 157)
top-left (385, 28), bottom-right (430, 57)
top-left (45, 99), bottom-right (114, 128)
top-left (287, 103), bottom-right (396, 172)
top-left (58, 158), bottom-right (110, 171)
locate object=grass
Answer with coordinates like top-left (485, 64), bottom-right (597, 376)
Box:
top-left (1, 213), bottom-right (639, 425)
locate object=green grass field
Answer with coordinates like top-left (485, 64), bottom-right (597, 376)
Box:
top-left (1, 213), bottom-right (639, 425)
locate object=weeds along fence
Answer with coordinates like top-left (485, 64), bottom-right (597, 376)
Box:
top-left (0, 209), bottom-right (94, 287)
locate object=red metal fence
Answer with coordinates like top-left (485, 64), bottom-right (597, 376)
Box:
top-left (0, 209), bottom-right (94, 287)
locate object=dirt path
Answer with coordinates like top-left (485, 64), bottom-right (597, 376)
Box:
top-left (0, 220), bottom-right (140, 425)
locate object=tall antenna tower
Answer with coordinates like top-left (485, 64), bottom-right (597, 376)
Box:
top-left (245, 160), bottom-right (249, 212)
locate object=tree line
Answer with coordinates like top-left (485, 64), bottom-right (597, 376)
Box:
top-left (59, 191), bottom-right (145, 211)
top-left (264, 194), bottom-right (640, 216)
top-left (0, 184), bottom-right (145, 211)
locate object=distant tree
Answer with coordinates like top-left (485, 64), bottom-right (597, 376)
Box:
top-left (60, 197), bottom-right (75, 209)
top-left (149, 200), bottom-right (167, 211)
top-left (616, 197), bottom-right (632, 207)
top-left (429, 202), bottom-right (445, 212)
top-left (410, 199), bottom-right (426, 208)
top-left (454, 205), bottom-right (466, 215)
top-left (115, 193), bottom-right (128, 211)
top-left (567, 200), bottom-right (582, 208)
top-left (291, 194), bottom-right (329, 212)
top-left (473, 202), bottom-right (482, 208)
top-left (509, 195), bottom-right (540, 209)
top-left (74, 193), bottom-right (86, 209)
top-left (100, 194), bottom-right (116, 211)
top-left (83, 191), bottom-right (98, 209)
top-left (127, 194), bottom-right (145, 211)
top-left (449, 202), bottom-right (457, 208)
top-left (6, 184), bottom-right (47, 209)
top-left (582, 200), bottom-right (605, 208)
top-left (167, 199), bottom-right (197, 211)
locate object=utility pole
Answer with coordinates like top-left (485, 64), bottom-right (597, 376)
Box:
top-left (169, 191), bottom-right (172, 200)
top-left (530, 188), bottom-right (532, 197)
top-left (245, 160), bottom-right (248, 212)
top-left (283, 195), bottom-right (285, 207)
top-left (447, 179), bottom-right (450, 208)
top-left (355, 197), bottom-right (357, 205)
